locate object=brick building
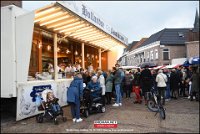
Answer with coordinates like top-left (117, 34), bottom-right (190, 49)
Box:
top-left (126, 28), bottom-right (190, 66)
top-left (119, 10), bottom-right (199, 67)
top-left (185, 9), bottom-right (199, 58)
top-left (1, 1), bottom-right (22, 7)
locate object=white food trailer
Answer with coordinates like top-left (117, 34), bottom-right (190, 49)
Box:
top-left (1, 1), bottom-right (127, 121)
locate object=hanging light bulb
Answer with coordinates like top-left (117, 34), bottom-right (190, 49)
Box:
top-left (95, 55), bottom-right (98, 59)
top-left (57, 47), bottom-right (60, 52)
top-left (38, 43), bottom-right (42, 49)
top-left (75, 50), bottom-right (78, 55)
top-left (47, 45), bottom-right (51, 51)
top-left (92, 54), bottom-right (94, 58)
top-left (87, 53), bottom-right (90, 57)
top-left (66, 49), bottom-right (70, 54)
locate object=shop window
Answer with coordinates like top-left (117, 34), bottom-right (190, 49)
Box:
top-left (150, 51), bottom-right (153, 60)
top-left (163, 48), bottom-right (169, 60)
top-left (155, 49), bottom-right (158, 59)
top-left (147, 52), bottom-right (150, 61)
top-left (28, 32), bottom-right (55, 81)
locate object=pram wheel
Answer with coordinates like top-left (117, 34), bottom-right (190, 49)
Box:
top-left (84, 109), bottom-right (89, 118)
top-left (36, 114), bottom-right (43, 123)
top-left (101, 106), bottom-right (106, 113)
top-left (53, 118), bottom-right (58, 125)
top-left (62, 117), bottom-right (67, 122)
top-left (97, 105), bottom-right (106, 113)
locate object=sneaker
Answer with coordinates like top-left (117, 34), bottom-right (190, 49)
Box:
top-left (76, 118), bottom-right (83, 123)
top-left (112, 103), bottom-right (119, 107)
top-left (119, 103), bottom-right (122, 106)
top-left (72, 118), bottom-right (76, 122)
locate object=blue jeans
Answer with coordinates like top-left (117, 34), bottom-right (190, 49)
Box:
top-left (165, 83), bottom-right (171, 99)
top-left (51, 103), bottom-right (60, 113)
top-left (115, 84), bottom-right (122, 104)
top-left (70, 100), bottom-right (80, 119)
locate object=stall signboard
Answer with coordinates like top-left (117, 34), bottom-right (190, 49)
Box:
top-left (16, 79), bottom-right (72, 121)
top-left (57, 1), bottom-right (128, 45)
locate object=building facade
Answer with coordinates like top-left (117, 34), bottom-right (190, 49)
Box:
top-left (126, 28), bottom-right (190, 66)
top-left (1, 1), bottom-right (22, 7)
top-left (186, 10), bottom-right (199, 58)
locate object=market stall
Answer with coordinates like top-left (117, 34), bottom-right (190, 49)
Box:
top-left (1, 1), bottom-right (128, 121)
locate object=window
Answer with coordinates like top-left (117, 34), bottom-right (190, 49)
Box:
top-left (147, 52), bottom-right (150, 61)
top-left (155, 49), bottom-right (158, 59)
top-left (163, 48), bottom-right (169, 60)
top-left (178, 32), bottom-right (184, 37)
top-left (150, 51), bottom-right (153, 60)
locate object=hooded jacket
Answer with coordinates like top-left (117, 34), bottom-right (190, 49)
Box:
top-left (67, 77), bottom-right (83, 104)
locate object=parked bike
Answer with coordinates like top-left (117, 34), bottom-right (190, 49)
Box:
top-left (146, 87), bottom-right (166, 120)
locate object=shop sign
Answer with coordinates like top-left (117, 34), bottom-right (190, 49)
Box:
top-left (58, 1), bottom-right (128, 45)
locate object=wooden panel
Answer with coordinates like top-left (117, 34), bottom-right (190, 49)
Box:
top-left (101, 51), bottom-right (108, 71)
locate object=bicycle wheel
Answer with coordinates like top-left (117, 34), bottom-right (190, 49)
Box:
top-left (159, 107), bottom-right (166, 120)
top-left (147, 99), bottom-right (159, 112)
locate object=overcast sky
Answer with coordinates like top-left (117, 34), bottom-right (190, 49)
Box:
top-left (23, 1), bottom-right (199, 44)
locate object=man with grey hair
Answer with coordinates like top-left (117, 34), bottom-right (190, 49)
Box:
top-left (156, 69), bottom-right (167, 105)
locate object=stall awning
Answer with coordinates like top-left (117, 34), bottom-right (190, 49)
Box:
top-left (34, 2), bottom-right (127, 50)
top-left (163, 64), bottom-right (180, 69)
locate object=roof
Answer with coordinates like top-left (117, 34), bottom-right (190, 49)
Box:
top-left (130, 38), bottom-right (147, 51)
top-left (125, 41), bottom-right (138, 52)
top-left (33, 1), bottom-right (127, 51)
top-left (139, 28), bottom-right (191, 47)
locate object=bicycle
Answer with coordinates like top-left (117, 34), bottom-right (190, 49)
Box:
top-left (147, 87), bottom-right (166, 120)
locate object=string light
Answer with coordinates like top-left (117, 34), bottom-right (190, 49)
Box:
top-left (75, 50), bottom-right (78, 55)
top-left (47, 45), bottom-right (51, 51)
top-left (66, 49), bottom-right (70, 54)
top-left (38, 43), bottom-right (42, 49)
top-left (57, 47), bottom-right (60, 52)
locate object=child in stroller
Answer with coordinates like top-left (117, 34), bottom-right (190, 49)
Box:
top-left (35, 89), bottom-right (66, 125)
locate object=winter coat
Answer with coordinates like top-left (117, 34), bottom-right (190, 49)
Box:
top-left (114, 69), bottom-right (122, 85)
top-left (170, 72), bottom-right (180, 90)
top-left (106, 74), bottom-right (114, 92)
top-left (156, 73), bottom-right (167, 87)
top-left (133, 72), bottom-right (141, 86)
top-left (124, 74), bottom-right (133, 86)
top-left (191, 72), bottom-right (199, 92)
top-left (98, 75), bottom-right (106, 95)
top-left (140, 68), bottom-right (153, 91)
top-left (67, 77), bottom-right (83, 104)
top-left (87, 81), bottom-right (101, 98)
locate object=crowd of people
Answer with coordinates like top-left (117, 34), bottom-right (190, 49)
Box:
top-left (66, 63), bottom-right (199, 123)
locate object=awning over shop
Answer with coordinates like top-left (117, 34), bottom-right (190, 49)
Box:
top-left (152, 65), bottom-right (166, 70)
top-left (34, 1), bottom-right (127, 51)
top-left (163, 64), bottom-right (180, 69)
top-left (120, 66), bottom-right (140, 70)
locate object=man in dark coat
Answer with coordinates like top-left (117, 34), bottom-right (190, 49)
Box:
top-left (170, 69), bottom-right (180, 99)
top-left (67, 73), bottom-right (83, 123)
top-left (140, 65), bottom-right (153, 105)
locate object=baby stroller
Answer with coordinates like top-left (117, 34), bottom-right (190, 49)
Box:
top-left (35, 89), bottom-right (67, 125)
top-left (80, 88), bottom-right (106, 118)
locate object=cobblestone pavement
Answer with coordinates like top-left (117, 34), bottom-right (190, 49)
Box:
top-left (1, 97), bottom-right (199, 133)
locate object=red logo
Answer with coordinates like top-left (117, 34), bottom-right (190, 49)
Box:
top-left (94, 120), bottom-right (118, 128)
